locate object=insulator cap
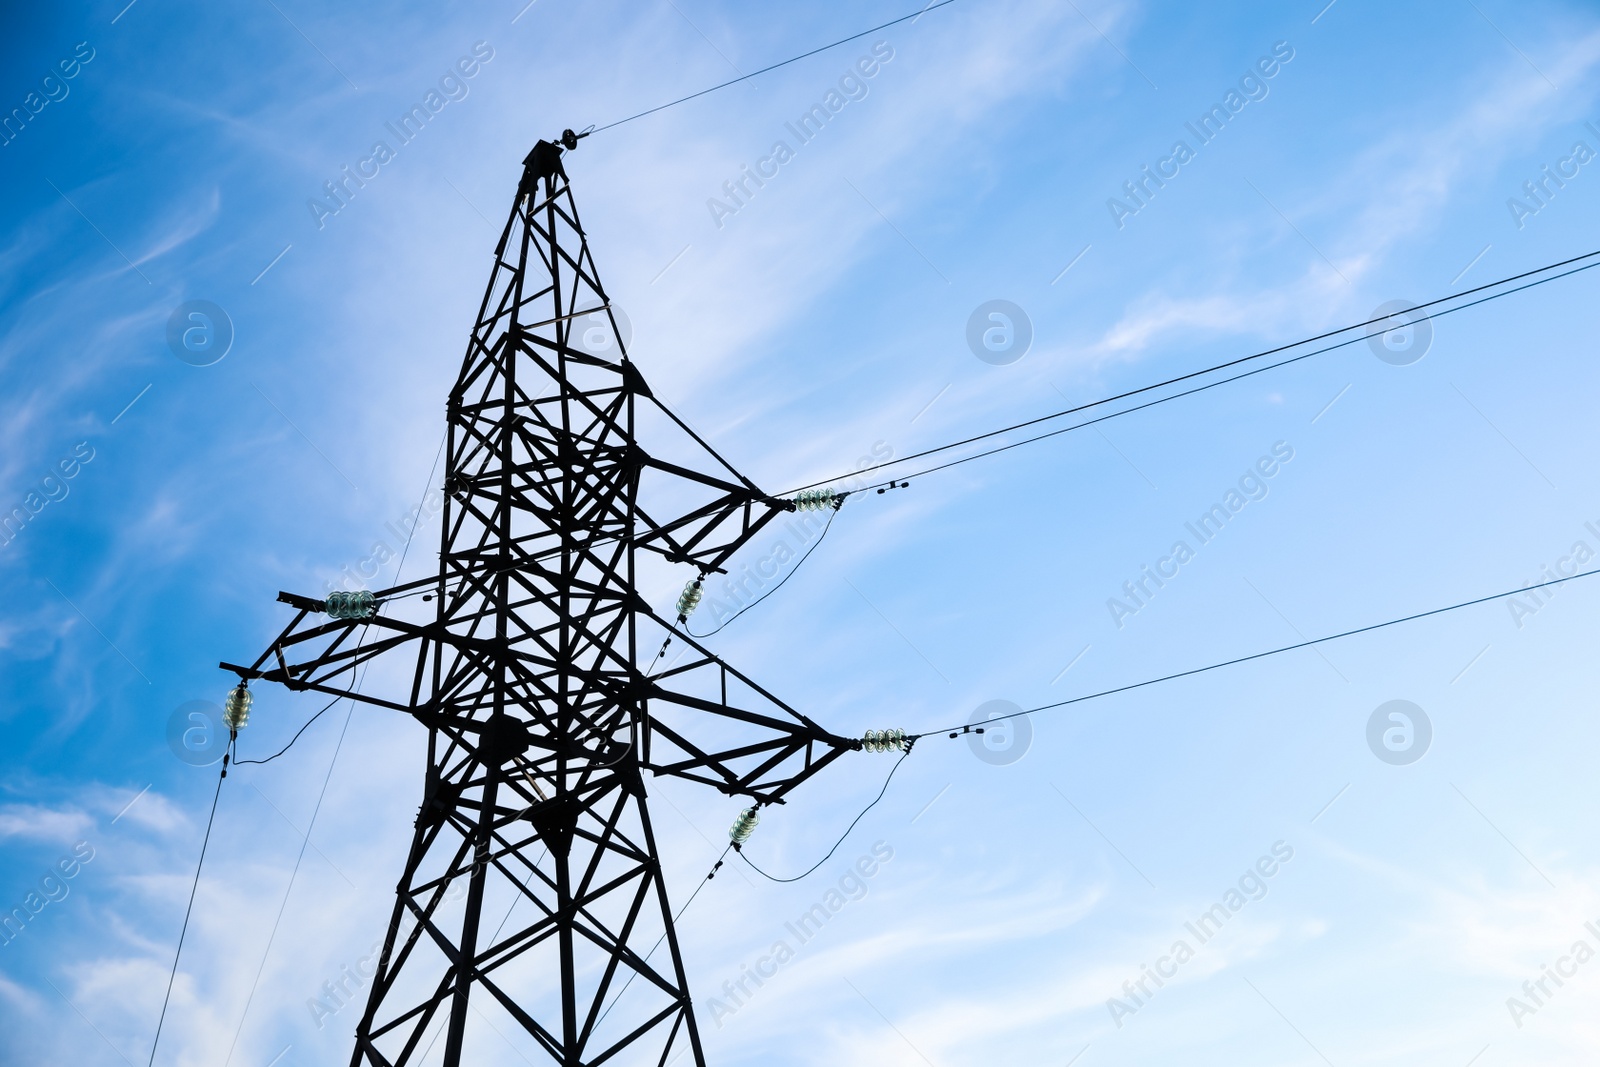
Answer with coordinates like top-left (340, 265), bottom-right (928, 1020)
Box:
top-left (675, 579), bottom-right (704, 618)
top-left (326, 590), bottom-right (377, 619)
top-left (223, 684), bottom-right (252, 731)
top-left (729, 806), bottom-right (760, 844)
top-left (790, 488), bottom-right (840, 512)
top-left (861, 728), bottom-right (907, 753)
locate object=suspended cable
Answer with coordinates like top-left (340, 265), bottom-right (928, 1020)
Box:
top-left (590, 843), bottom-right (734, 1032)
top-left (860, 330), bottom-right (1355, 490)
top-left (238, 425), bottom-right (444, 768)
top-left (738, 743), bottom-right (915, 883)
top-left (343, 238), bottom-right (1593, 584)
top-left (147, 748), bottom-right (229, 1067)
top-left (589, 0), bottom-right (960, 135)
top-left (237, 494), bottom-right (428, 767)
top-left (236, 428), bottom-right (446, 759)
top-left (392, 429), bottom-right (447, 588)
top-left (687, 503), bottom-right (842, 638)
top-left (221, 434), bottom-right (450, 1055)
top-left (233, 694), bottom-right (341, 766)
top-left (917, 565), bottom-right (1600, 739)
top-left (785, 248), bottom-right (1600, 496)
top-left (221, 650), bottom-right (368, 1067)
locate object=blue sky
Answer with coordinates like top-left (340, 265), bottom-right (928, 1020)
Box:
top-left (5, 0), bottom-right (1600, 1063)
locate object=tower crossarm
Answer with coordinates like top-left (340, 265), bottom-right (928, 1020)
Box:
top-left (218, 591), bottom-right (425, 713)
top-left (629, 605), bottom-right (859, 805)
top-left (624, 360), bottom-right (801, 575)
top-left (632, 477), bottom-right (790, 575)
top-left (217, 577), bottom-right (483, 716)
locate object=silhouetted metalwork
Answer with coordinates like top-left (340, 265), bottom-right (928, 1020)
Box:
top-left (223, 136), bottom-right (858, 1067)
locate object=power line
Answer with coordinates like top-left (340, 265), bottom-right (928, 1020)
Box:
top-left (222, 696), bottom-right (360, 1067)
top-left (235, 435), bottom-right (447, 768)
top-left (590, 844), bottom-right (734, 1032)
top-left (232, 428), bottom-right (444, 767)
top-left (856, 251), bottom-right (1600, 489)
top-left (589, 0), bottom-right (960, 135)
top-left (233, 694), bottom-right (341, 766)
top-left (917, 565), bottom-right (1600, 739)
top-left (785, 248), bottom-right (1600, 495)
top-left (147, 751), bottom-right (229, 1067)
top-left (223, 628), bottom-right (382, 1065)
top-left (158, 568), bottom-right (389, 1058)
top-left (366, 240), bottom-right (1595, 604)
top-left (687, 503), bottom-right (842, 638)
top-left (738, 743), bottom-right (915, 882)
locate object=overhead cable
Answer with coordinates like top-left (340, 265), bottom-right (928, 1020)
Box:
top-left (147, 749), bottom-right (230, 1067)
top-left (687, 503), bottom-right (843, 638)
top-left (737, 743), bottom-right (915, 883)
top-left (918, 565), bottom-right (1600, 739)
top-left (590, 0), bottom-right (960, 135)
top-left (786, 249), bottom-right (1600, 495)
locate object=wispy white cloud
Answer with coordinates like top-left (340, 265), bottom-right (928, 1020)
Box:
top-left (129, 186), bottom-right (222, 269)
top-left (12, 3), bottom-right (1600, 1066)
top-left (0, 969), bottom-right (45, 1013)
top-left (1077, 26), bottom-right (1600, 363)
top-left (0, 802), bottom-right (94, 843)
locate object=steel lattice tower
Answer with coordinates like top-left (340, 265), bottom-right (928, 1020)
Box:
top-left (223, 136), bottom-right (860, 1067)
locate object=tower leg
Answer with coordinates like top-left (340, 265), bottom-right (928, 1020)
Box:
top-left (348, 751), bottom-right (706, 1067)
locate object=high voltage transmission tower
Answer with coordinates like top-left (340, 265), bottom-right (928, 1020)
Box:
top-left (221, 132), bottom-right (889, 1066)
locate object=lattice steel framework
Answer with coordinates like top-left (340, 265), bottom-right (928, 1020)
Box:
top-left (223, 138), bottom-right (858, 1067)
